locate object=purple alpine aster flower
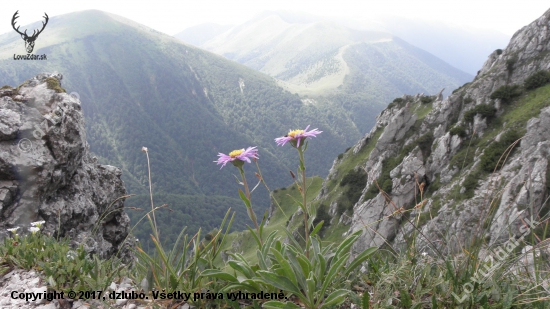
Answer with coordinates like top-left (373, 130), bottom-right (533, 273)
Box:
top-left (275, 125), bottom-right (322, 147)
top-left (215, 146), bottom-right (259, 169)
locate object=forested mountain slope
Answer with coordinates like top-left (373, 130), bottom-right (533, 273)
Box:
top-left (0, 10), bottom-right (360, 239)
top-left (0, 11), bottom-right (358, 194)
top-left (190, 11), bottom-right (473, 132)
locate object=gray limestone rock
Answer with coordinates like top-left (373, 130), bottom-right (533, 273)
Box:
top-left (309, 8), bottom-right (550, 258)
top-left (0, 73), bottom-right (132, 261)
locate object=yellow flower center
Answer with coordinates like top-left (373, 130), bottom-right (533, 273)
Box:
top-left (287, 129), bottom-right (304, 138)
top-left (229, 149), bottom-right (244, 158)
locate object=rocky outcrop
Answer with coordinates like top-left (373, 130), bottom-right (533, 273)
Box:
top-left (310, 8), bottom-right (550, 257)
top-left (473, 8), bottom-right (550, 104)
top-left (0, 73), bottom-right (131, 261)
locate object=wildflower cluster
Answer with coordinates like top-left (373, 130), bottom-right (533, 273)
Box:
top-left (206, 125), bottom-right (379, 309)
top-left (6, 220), bottom-right (45, 238)
top-left (214, 125), bottom-right (323, 245)
top-left (215, 125), bottom-right (321, 168)
top-left (214, 126), bottom-right (322, 242)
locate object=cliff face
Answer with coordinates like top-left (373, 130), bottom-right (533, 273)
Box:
top-left (0, 73), bottom-right (131, 260)
top-left (313, 8), bottom-right (550, 256)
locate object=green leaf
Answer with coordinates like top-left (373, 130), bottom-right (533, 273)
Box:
top-left (307, 203), bottom-right (317, 228)
top-left (263, 301), bottom-right (301, 309)
top-left (222, 282), bottom-right (261, 293)
top-left (150, 233), bottom-right (183, 286)
top-left (321, 253), bottom-right (349, 296)
top-left (317, 253), bottom-right (327, 282)
top-left (247, 225), bottom-right (262, 247)
top-left (270, 248), bottom-right (298, 286)
top-left (479, 294), bottom-right (488, 308)
top-left (285, 250), bottom-right (307, 290)
top-left (283, 228), bottom-right (304, 250)
top-left (296, 254), bottom-right (311, 278)
top-left (274, 239), bottom-right (283, 252)
top-left (320, 289), bottom-right (349, 308)
top-left (306, 275), bottom-right (316, 304)
top-left (334, 230), bottom-right (361, 259)
top-left (503, 287), bottom-right (515, 309)
top-left (400, 289), bottom-right (412, 308)
top-left (445, 258), bottom-right (456, 284)
top-left (168, 226), bottom-right (188, 263)
top-left (257, 271), bottom-right (305, 300)
top-left (310, 221), bottom-right (324, 238)
top-left (201, 269), bottom-right (238, 283)
top-left (362, 291), bottom-right (371, 309)
top-left (285, 186), bottom-right (305, 210)
top-left (261, 231), bottom-right (279, 258)
top-left (311, 236), bottom-right (321, 257)
top-left (169, 273), bottom-right (179, 290)
top-left (259, 210), bottom-right (268, 240)
top-left (238, 189), bottom-right (252, 209)
top-left (213, 210), bottom-right (236, 261)
top-left (257, 250), bottom-right (268, 270)
top-left (344, 247), bottom-right (377, 277)
top-left (299, 158), bottom-right (305, 171)
top-left (47, 276), bottom-right (56, 288)
top-left (228, 260), bottom-right (255, 279)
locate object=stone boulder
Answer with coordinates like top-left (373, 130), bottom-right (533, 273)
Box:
top-left (0, 73), bottom-right (132, 261)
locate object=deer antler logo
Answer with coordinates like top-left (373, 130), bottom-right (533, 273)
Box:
top-left (12, 11), bottom-right (49, 54)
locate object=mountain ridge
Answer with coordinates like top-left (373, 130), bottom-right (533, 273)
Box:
top-left (299, 7), bottom-right (550, 256)
top-left (198, 12), bottom-right (471, 95)
top-left (0, 11), bottom-right (360, 195)
top-left (189, 11), bottom-right (472, 133)
top-left (0, 10), bottom-right (363, 239)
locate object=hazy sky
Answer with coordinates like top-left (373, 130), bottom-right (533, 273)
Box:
top-left (1, 0), bottom-right (549, 37)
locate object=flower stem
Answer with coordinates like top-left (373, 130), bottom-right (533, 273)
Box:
top-left (238, 167), bottom-right (261, 240)
top-left (298, 147), bottom-right (309, 258)
top-left (144, 149), bottom-right (159, 240)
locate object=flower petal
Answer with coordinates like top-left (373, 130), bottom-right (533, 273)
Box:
top-left (215, 146), bottom-right (258, 169)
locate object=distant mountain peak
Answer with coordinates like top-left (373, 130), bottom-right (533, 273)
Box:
top-left (196, 12), bottom-right (471, 135)
top-left (250, 10), bottom-right (325, 24)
